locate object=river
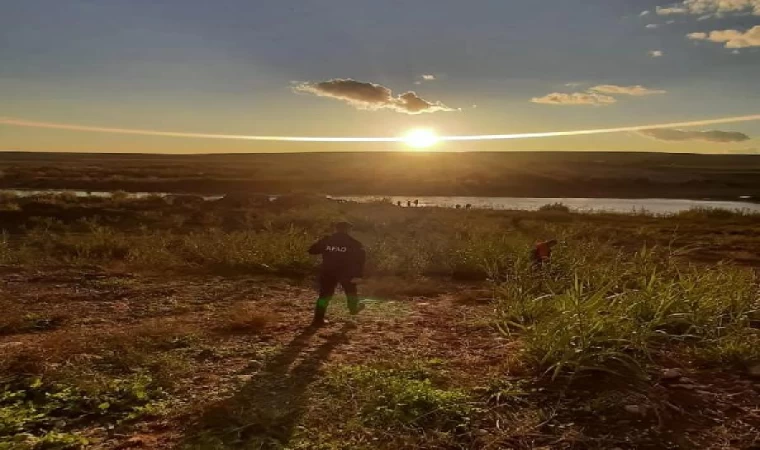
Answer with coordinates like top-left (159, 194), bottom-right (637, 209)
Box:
top-left (329, 195), bottom-right (760, 215)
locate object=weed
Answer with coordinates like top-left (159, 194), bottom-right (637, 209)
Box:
top-left (0, 373), bottom-right (165, 448)
top-left (325, 365), bottom-right (475, 432)
top-left (495, 243), bottom-right (760, 381)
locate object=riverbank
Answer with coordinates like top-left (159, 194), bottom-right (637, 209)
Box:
top-left (1, 192), bottom-right (760, 268)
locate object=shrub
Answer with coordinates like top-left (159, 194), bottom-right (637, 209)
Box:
top-left (538, 203), bottom-right (571, 213)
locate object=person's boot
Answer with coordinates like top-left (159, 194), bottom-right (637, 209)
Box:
top-left (312, 303), bottom-right (328, 327)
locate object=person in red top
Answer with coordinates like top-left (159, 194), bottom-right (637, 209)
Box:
top-left (308, 221), bottom-right (366, 326)
top-left (532, 239), bottom-right (558, 267)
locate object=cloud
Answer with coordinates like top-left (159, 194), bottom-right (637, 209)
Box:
top-left (688, 32), bottom-right (708, 39)
top-left (640, 128), bottom-right (751, 142)
top-left (646, 23), bottom-right (659, 28)
top-left (588, 84), bottom-right (667, 96)
top-left (421, 74), bottom-right (436, 81)
top-left (656, 0), bottom-right (760, 16)
top-left (657, 6), bottom-right (689, 14)
top-left (649, 50), bottom-right (665, 57)
top-left (533, 84), bottom-right (666, 106)
top-left (293, 79), bottom-right (456, 114)
top-left (641, 10), bottom-right (651, 16)
top-left (531, 92), bottom-right (617, 106)
top-left (687, 25), bottom-right (760, 48)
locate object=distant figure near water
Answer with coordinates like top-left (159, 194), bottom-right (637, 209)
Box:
top-left (407, 200), bottom-right (411, 207)
top-left (532, 239), bottom-right (558, 267)
top-left (414, 199), bottom-right (419, 207)
top-left (397, 200), bottom-right (402, 207)
top-left (465, 204), bottom-right (472, 210)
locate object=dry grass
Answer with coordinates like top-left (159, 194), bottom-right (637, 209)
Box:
top-left (213, 303), bottom-right (273, 335)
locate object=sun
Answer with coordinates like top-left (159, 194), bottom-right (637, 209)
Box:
top-left (403, 128), bottom-right (439, 149)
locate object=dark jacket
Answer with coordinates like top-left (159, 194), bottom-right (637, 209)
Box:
top-left (308, 232), bottom-right (366, 278)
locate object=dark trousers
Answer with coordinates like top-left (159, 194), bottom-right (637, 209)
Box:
top-left (314, 272), bottom-right (360, 322)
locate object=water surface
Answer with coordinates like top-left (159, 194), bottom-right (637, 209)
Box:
top-left (331, 195), bottom-right (760, 215)
top-left (2, 189), bottom-right (757, 215)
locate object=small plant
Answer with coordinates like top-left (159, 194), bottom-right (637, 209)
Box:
top-left (325, 365), bottom-right (475, 432)
top-left (0, 373), bottom-right (166, 448)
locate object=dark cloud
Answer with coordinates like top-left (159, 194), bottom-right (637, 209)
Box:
top-left (293, 79), bottom-right (455, 114)
top-left (640, 128), bottom-right (751, 142)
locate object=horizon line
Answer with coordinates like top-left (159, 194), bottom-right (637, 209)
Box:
top-left (1, 114), bottom-right (758, 144)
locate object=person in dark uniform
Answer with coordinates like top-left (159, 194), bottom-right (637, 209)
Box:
top-left (308, 221), bottom-right (366, 326)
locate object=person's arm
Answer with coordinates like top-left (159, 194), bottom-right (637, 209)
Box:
top-left (308, 237), bottom-right (327, 255)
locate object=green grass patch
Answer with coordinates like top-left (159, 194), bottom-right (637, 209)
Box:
top-left (0, 373), bottom-right (166, 449)
top-left (496, 244), bottom-right (760, 381)
top-left (325, 365), bottom-right (476, 433)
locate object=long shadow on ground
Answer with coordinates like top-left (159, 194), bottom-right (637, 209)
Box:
top-left (180, 324), bottom-right (351, 449)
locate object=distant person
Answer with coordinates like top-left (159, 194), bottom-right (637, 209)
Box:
top-left (407, 200), bottom-right (411, 207)
top-left (397, 200), bottom-right (402, 207)
top-left (308, 221), bottom-right (366, 326)
top-left (532, 239), bottom-right (558, 267)
top-left (414, 199), bottom-right (419, 207)
top-left (465, 204), bottom-right (472, 210)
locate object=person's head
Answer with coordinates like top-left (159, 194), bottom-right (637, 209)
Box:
top-left (334, 221), bottom-right (353, 234)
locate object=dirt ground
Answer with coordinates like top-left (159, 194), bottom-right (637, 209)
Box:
top-left (1, 267), bottom-right (758, 449)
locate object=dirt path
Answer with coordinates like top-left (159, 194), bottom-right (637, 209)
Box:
top-left (0, 268), bottom-right (504, 449)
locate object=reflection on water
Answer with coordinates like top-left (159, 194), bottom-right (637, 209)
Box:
top-left (1, 189), bottom-right (757, 215)
top-left (331, 195), bottom-right (760, 215)
top-left (0, 189), bottom-right (223, 201)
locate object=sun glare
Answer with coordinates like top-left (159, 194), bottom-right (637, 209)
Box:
top-left (403, 128), bottom-right (439, 149)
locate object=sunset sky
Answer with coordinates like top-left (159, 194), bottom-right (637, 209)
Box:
top-left (1, 0), bottom-right (758, 154)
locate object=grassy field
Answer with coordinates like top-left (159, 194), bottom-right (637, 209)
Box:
top-left (1, 151), bottom-right (760, 200)
top-left (0, 193), bottom-right (759, 449)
